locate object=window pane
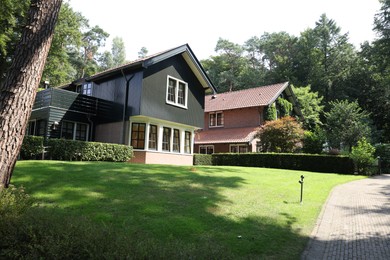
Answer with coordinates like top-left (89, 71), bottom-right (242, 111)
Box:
top-left (168, 79), bottom-right (176, 102)
top-left (173, 129), bottom-right (180, 152)
top-left (61, 121), bottom-right (74, 139)
top-left (75, 123), bottom-right (88, 141)
top-left (27, 121), bottom-right (36, 136)
top-left (162, 127), bottom-right (171, 151)
top-left (184, 131), bottom-right (191, 153)
top-left (217, 113), bottom-right (224, 126)
top-left (148, 125), bottom-right (157, 150)
top-left (178, 82), bottom-right (186, 105)
top-left (207, 146), bottom-right (214, 154)
top-left (131, 123), bottom-right (146, 149)
top-left (209, 114), bottom-right (216, 126)
top-left (200, 147), bottom-right (206, 154)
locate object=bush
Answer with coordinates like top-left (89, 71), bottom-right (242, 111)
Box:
top-left (20, 136), bottom-right (44, 159)
top-left (257, 117), bottom-right (304, 153)
top-left (375, 143), bottom-right (390, 173)
top-left (47, 139), bottom-right (133, 162)
top-left (350, 138), bottom-right (376, 175)
top-left (193, 154), bottom-right (213, 165)
top-left (212, 153), bottom-right (355, 174)
top-left (302, 127), bottom-right (326, 154)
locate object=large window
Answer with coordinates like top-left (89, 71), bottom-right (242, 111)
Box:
top-left (209, 112), bottom-right (224, 127)
top-left (60, 121), bottom-right (88, 141)
top-left (166, 76), bottom-right (188, 108)
top-left (184, 131), bottom-right (191, 154)
top-left (148, 124), bottom-right (158, 150)
top-left (131, 123), bottom-right (145, 149)
top-left (162, 127), bottom-right (171, 151)
top-left (230, 144), bottom-right (248, 153)
top-left (199, 145), bottom-right (214, 154)
top-left (61, 121), bottom-right (74, 139)
top-left (26, 120), bottom-right (46, 136)
top-left (173, 129), bottom-right (180, 152)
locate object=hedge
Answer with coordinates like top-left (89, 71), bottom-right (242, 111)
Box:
top-left (193, 154), bottom-right (213, 165)
top-left (194, 153), bottom-right (355, 174)
top-left (47, 139), bottom-right (133, 162)
top-left (375, 143), bottom-right (390, 173)
top-left (20, 136), bottom-right (44, 160)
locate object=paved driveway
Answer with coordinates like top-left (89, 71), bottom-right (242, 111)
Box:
top-left (302, 174), bottom-right (390, 260)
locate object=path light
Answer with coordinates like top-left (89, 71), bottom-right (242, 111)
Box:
top-left (299, 175), bottom-right (304, 204)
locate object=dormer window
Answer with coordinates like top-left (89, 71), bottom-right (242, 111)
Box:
top-left (166, 76), bottom-right (188, 109)
top-left (82, 82), bottom-right (93, 96)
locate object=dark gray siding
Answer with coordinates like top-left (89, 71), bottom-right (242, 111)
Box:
top-left (141, 55), bottom-right (205, 128)
top-left (92, 71), bottom-right (143, 117)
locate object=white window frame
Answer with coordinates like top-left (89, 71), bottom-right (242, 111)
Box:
top-left (209, 111), bottom-right (224, 127)
top-left (229, 144), bottom-right (248, 153)
top-left (166, 75), bottom-right (188, 109)
top-left (199, 145), bottom-right (214, 154)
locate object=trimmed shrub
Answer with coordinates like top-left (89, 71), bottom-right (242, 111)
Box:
top-left (20, 136), bottom-right (44, 159)
top-left (193, 154), bottom-right (212, 165)
top-left (47, 139), bottom-right (133, 162)
top-left (212, 153), bottom-right (355, 174)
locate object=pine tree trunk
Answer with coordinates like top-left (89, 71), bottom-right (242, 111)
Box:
top-left (0, 0), bottom-right (62, 188)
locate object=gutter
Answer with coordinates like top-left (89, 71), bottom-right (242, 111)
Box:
top-left (121, 69), bottom-right (135, 145)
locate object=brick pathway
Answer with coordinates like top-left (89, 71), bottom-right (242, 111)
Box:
top-left (302, 174), bottom-right (390, 260)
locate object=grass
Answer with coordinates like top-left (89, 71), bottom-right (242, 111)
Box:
top-left (8, 160), bottom-right (365, 259)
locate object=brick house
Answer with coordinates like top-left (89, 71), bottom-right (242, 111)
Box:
top-left (194, 82), bottom-right (302, 154)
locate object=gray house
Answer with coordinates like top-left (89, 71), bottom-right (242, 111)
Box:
top-left (28, 44), bottom-right (216, 165)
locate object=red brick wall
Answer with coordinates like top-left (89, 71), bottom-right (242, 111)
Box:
top-left (204, 107), bottom-right (264, 130)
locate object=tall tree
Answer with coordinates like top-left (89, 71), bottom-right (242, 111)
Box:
top-left (41, 2), bottom-right (87, 87)
top-left (138, 47), bottom-right (148, 58)
top-left (0, 0), bottom-right (62, 188)
top-left (297, 14), bottom-right (356, 104)
top-left (0, 0), bottom-right (29, 81)
top-left (292, 85), bottom-right (324, 130)
top-left (111, 37), bottom-right (126, 66)
top-left (325, 100), bottom-right (372, 150)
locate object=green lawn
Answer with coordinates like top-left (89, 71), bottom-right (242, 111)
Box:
top-left (10, 161), bottom-right (365, 259)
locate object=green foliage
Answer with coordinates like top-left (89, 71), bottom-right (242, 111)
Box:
top-left (0, 185), bottom-right (32, 220)
top-left (264, 103), bottom-right (277, 121)
top-left (350, 138), bottom-right (376, 175)
top-left (292, 85), bottom-right (324, 129)
top-left (193, 154), bottom-right (212, 165)
top-left (47, 139), bottom-right (133, 162)
top-left (0, 0), bottom-right (29, 80)
top-left (20, 136), bottom-right (44, 159)
top-left (257, 116), bottom-right (304, 153)
top-left (375, 143), bottom-right (390, 172)
top-left (277, 97), bottom-right (293, 117)
top-left (212, 153), bottom-right (354, 174)
top-left (325, 100), bottom-right (372, 150)
top-left (302, 127), bottom-right (326, 154)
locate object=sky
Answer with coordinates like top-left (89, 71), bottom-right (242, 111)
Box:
top-left (68, 0), bottom-right (382, 61)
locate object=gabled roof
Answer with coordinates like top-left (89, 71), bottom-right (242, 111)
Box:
top-left (87, 44), bottom-right (216, 92)
top-left (205, 82), bottom-right (289, 112)
top-left (194, 126), bottom-right (260, 144)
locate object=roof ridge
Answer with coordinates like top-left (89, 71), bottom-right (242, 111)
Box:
top-left (209, 82), bottom-right (288, 96)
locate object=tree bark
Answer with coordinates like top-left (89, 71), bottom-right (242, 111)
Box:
top-left (0, 0), bottom-right (62, 188)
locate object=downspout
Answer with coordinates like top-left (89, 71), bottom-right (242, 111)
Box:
top-left (121, 70), bottom-right (134, 145)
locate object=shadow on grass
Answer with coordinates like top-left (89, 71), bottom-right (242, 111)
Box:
top-left (11, 161), bottom-right (309, 259)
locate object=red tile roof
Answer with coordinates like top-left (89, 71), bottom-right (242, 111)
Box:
top-left (194, 126), bottom-right (260, 144)
top-left (205, 82), bottom-right (289, 112)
